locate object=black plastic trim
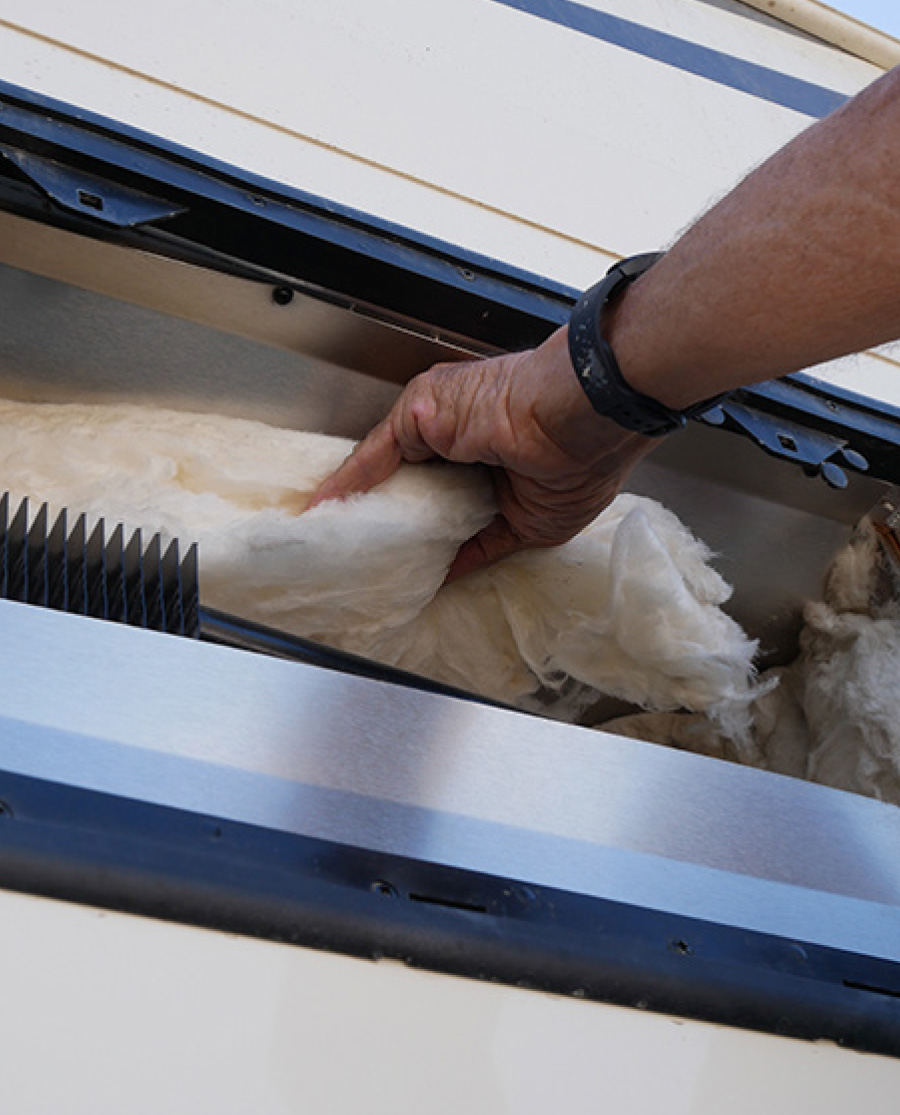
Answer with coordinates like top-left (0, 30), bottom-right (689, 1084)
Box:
top-left (0, 79), bottom-right (575, 299)
top-left (0, 79), bottom-right (571, 352)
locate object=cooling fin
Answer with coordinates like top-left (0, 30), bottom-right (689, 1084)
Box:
top-left (0, 494), bottom-right (199, 637)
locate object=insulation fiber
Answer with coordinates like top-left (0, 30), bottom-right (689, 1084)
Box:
top-left (0, 400), bottom-right (759, 721)
top-left (604, 522), bottom-right (900, 806)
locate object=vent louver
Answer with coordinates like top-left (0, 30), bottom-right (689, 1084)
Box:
top-left (0, 494), bottom-right (199, 637)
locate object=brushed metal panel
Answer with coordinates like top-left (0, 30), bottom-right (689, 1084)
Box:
top-left (0, 601), bottom-right (898, 962)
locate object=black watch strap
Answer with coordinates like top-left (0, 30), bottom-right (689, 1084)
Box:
top-left (568, 253), bottom-right (726, 437)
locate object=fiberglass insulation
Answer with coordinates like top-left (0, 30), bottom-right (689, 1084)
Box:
top-left (604, 522), bottom-right (900, 805)
top-left (0, 399), bottom-right (758, 722)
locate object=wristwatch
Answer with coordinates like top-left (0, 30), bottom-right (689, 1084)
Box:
top-left (568, 253), bottom-right (726, 437)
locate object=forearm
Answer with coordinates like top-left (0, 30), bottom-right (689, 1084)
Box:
top-left (310, 67), bottom-right (900, 577)
top-left (611, 65), bottom-right (900, 409)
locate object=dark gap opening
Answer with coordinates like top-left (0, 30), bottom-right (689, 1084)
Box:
top-left (843, 979), bottom-right (900, 1000)
top-left (409, 892), bottom-right (488, 915)
top-left (77, 190), bottom-right (104, 211)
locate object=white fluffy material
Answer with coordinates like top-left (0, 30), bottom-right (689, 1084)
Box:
top-left (604, 524), bottom-right (900, 806)
top-left (0, 399), bottom-right (759, 719)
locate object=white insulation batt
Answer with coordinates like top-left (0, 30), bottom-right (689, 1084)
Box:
top-left (605, 522), bottom-right (900, 806)
top-left (0, 400), bottom-right (757, 724)
top-left (2, 399), bottom-right (897, 806)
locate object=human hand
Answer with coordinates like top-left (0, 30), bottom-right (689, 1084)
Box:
top-left (308, 327), bottom-right (657, 580)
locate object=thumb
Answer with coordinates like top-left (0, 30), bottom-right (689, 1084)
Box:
top-left (444, 515), bottom-right (526, 583)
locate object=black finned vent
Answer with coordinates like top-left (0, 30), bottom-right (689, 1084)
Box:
top-left (0, 494), bottom-right (199, 637)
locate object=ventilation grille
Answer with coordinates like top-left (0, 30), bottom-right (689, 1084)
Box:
top-left (0, 494), bottom-right (199, 637)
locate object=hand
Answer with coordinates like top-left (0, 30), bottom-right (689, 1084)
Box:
top-left (308, 327), bottom-right (657, 579)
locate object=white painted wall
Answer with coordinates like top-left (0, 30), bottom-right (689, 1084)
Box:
top-left (0, 888), bottom-right (897, 1114)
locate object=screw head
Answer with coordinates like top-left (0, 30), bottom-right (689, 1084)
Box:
top-left (370, 880), bottom-right (397, 898)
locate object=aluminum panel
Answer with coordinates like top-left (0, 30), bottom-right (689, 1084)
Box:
top-left (0, 600), bottom-right (898, 962)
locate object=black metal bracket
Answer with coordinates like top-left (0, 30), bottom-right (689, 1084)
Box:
top-left (0, 142), bottom-right (186, 228)
top-left (702, 398), bottom-right (872, 488)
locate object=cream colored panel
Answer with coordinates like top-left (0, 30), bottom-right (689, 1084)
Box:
top-left (0, 20), bottom-right (614, 288)
top-left (0, 1), bottom-right (879, 265)
top-left (0, 889), bottom-right (897, 1114)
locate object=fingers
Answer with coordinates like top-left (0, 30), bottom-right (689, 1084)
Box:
top-left (307, 418), bottom-right (405, 509)
top-left (444, 515), bottom-right (527, 583)
top-left (307, 373), bottom-right (449, 509)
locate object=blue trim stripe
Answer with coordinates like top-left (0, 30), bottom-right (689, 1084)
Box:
top-left (490, 0), bottom-right (848, 118)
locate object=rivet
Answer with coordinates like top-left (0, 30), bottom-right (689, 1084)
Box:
top-left (370, 880), bottom-right (397, 898)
